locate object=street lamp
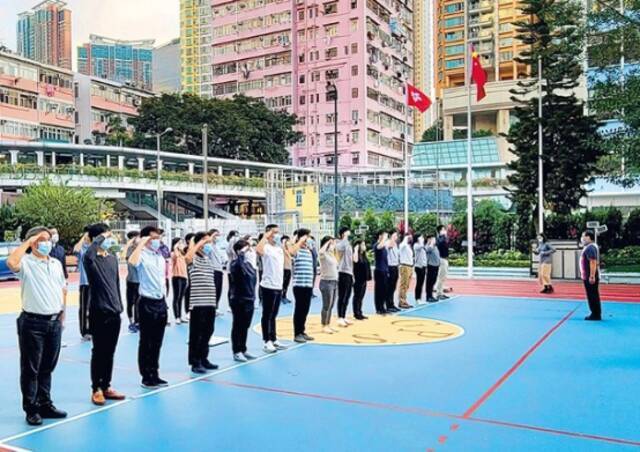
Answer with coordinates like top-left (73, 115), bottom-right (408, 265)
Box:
top-left (326, 81), bottom-right (339, 237)
top-left (146, 127), bottom-right (173, 225)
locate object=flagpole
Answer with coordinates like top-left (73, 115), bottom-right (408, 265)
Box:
top-left (465, 0), bottom-right (473, 278)
top-left (404, 92), bottom-right (410, 234)
top-left (537, 56), bottom-right (544, 234)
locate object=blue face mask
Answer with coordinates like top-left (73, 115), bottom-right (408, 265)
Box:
top-left (307, 239), bottom-right (315, 248)
top-left (150, 239), bottom-right (161, 251)
top-left (37, 241), bottom-right (52, 256)
top-left (273, 234), bottom-right (282, 244)
top-left (101, 238), bottom-right (114, 251)
top-left (203, 243), bottom-right (214, 255)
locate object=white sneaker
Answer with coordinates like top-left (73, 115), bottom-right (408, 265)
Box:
top-left (273, 341), bottom-right (288, 350)
top-left (263, 341), bottom-right (277, 353)
top-left (175, 318), bottom-right (182, 325)
top-left (329, 327), bottom-right (340, 333)
top-left (344, 318), bottom-right (354, 325)
top-left (180, 317), bottom-right (189, 323)
top-left (337, 318), bottom-right (348, 328)
top-left (243, 352), bottom-right (257, 360)
top-left (322, 326), bottom-right (334, 334)
top-left (233, 353), bottom-right (248, 362)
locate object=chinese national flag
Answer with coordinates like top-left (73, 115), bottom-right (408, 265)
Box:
top-left (407, 83), bottom-right (432, 113)
top-left (471, 51), bottom-right (487, 101)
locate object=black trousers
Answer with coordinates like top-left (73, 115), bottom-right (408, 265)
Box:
top-left (231, 303), bottom-right (254, 354)
top-left (261, 287), bottom-right (281, 342)
top-left (171, 277), bottom-right (188, 320)
top-left (374, 270), bottom-right (388, 313)
top-left (337, 273), bottom-right (353, 318)
top-left (426, 265), bottom-right (440, 300)
top-left (583, 280), bottom-right (602, 318)
top-left (386, 266), bottom-right (399, 309)
top-left (414, 267), bottom-right (426, 301)
top-left (352, 278), bottom-right (367, 317)
top-left (188, 306), bottom-right (216, 366)
top-left (184, 279), bottom-right (191, 313)
top-left (17, 313), bottom-right (62, 415)
top-left (258, 271), bottom-right (264, 304)
top-left (293, 286), bottom-right (313, 336)
top-left (282, 269), bottom-right (292, 300)
top-left (90, 311), bottom-right (121, 392)
top-left (126, 281), bottom-right (140, 323)
top-left (79, 284), bottom-right (91, 336)
top-left (137, 296), bottom-right (168, 380)
top-left (214, 271), bottom-right (224, 306)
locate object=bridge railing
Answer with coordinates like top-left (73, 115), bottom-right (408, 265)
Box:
top-left (0, 163), bottom-right (266, 191)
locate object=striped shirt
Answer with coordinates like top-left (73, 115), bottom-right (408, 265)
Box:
top-left (292, 248), bottom-right (314, 288)
top-left (188, 254), bottom-right (217, 308)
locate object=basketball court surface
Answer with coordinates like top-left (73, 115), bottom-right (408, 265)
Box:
top-left (0, 278), bottom-right (639, 451)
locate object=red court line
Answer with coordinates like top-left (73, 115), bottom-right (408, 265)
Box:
top-left (201, 379), bottom-right (640, 448)
top-left (462, 305), bottom-right (579, 419)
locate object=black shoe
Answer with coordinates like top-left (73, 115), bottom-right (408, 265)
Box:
top-left (154, 377), bottom-right (169, 387)
top-left (387, 307), bottom-right (400, 313)
top-left (191, 365), bottom-right (207, 374)
top-left (202, 361), bottom-right (219, 370)
top-left (39, 404), bottom-right (67, 419)
top-left (26, 413), bottom-right (42, 425)
top-left (585, 315), bottom-right (602, 321)
top-left (438, 295), bottom-right (449, 300)
top-left (547, 286), bottom-right (554, 293)
top-left (141, 379), bottom-right (158, 389)
top-left (376, 310), bottom-right (388, 315)
top-left (427, 298), bottom-right (438, 303)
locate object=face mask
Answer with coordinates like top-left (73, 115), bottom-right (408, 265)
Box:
top-left (418, 237), bottom-right (424, 244)
top-left (150, 239), bottom-right (161, 251)
top-left (307, 239), bottom-right (315, 248)
top-left (240, 246), bottom-right (250, 255)
top-left (203, 243), bottom-right (214, 255)
top-left (51, 234), bottom-right (59, 244)
top-left (273, 234), bottom-right (282, 244)
top-left (581, 238), bottom-right (588, 246)
top-left (37, 241), bottom-right (52, 256)
top-left (101, 238), bottom-right (114, 251)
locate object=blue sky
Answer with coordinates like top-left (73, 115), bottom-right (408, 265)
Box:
top-left (0, 0), bottom-right (180, 69)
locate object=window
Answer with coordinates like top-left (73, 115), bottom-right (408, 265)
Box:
top-left (299, 54), bottom-right (305, 63)
top-left (499, 37), bottom-right (513, 47)
top-left (312, 71), bottom-right (321, 81)
top-left (444, 17), bottom-right (464, 27)
top-left (351, 130), bottom-right (359, 143)
top-left (325, 23), bottom-right (338, 36)
top-left (300, 95), bottom-right (306, 105)
top-left (445, 31), bottom-right (463, 41)
top-left (351, 65), bottom-right (358, 76)
top-left (500, 51), bottom-right (513, 62)
top-left (352, 152), bottom-right (360, 165)
top-left (326, 113), bottom-right (336, 124)
top-left (445, 58), bottom-right (464, 69)
top-left (325, 133), bottom-right (336, 145)
top-left (499, 23), bottom-right (512, 32)
top-left (324, 2), bottom-right (338, 14)
top-left (350, 19), bottom-right (358, 31)
top-left (351, 43), bottom-right (358, 53)
top-left (445, 44), bottom-right (464, 56)
top-left (444, 2), bottom-right (463, 13)
top-left (351, 0), bottom-right (357, 8)
top-left (299, 157), bottom-right (307, 166)
top-left (298, 10), bottom-right (304, 19)
top-left (352, 87), bottom-right (359, 98)
top-left (325, 69), bottom-right (339, 80)
top-left (299, 74), bottom-right (306, 83)
top-left (325, 47), bottom-right (338, 59)
top-left (296, 190), bottom-right (303, 207)
top-left (299, 116), bottom-right (306, 125)
top-left (352, 110), bottom-right (359, 123)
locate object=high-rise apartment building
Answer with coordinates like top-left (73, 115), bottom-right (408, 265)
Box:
top-left (77, 35), bottom-right (154, 91)
top-left (209, 0), bottom-right (414, 169)
top-left (413, 0), bottom-right (437, 141)
top-left (16, 0), bottom-right (72, 70)
top-left (180, 0), bottom-right (213, 96)
top-left (153, 39), bottom-right (182, 93)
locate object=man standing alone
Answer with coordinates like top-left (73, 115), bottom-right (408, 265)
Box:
top-left (580, 231), bottom-right (602, 321)
top-left (83, 224), bottom-right (126, 405)
top-left (8, 227), bottom-right (68, 425)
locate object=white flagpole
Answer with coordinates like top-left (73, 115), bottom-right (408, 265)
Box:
top-left (404, 90), bottom-right (410, 233)
top-left (537, 56), bottom-right (544, 234)
top-left (465, 1), bottom-right (473, 278)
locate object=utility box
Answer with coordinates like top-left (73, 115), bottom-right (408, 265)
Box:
top-left (531, 239), bottom-right (581, 280)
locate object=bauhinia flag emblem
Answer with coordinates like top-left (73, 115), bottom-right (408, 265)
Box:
top-left (406, 83), bottom-right (432, 113)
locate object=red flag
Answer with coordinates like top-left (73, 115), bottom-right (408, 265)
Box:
top-left (471, 51), bottom-right (487, 101)
top-left (407, 83), bottom-right (432, 113)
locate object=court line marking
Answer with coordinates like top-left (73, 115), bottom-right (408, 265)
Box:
top-left (0, 343), bottom-right (307, 445)
top-left (202, 379), bottom-right (640, 448)
top-left (462, 304), bottom-right (580, 419)
top-left (453, 291), bottom-right (640, 304)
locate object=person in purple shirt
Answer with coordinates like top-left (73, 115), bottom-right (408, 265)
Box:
top-left (580, 230), bottom-right (602, 321)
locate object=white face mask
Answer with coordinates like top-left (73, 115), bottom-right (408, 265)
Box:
top-left (51, 234), bottom-right (59, 244)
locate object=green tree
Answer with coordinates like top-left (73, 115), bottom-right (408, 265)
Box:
top-left (339, 213), bottom-right (353, 231)
top-left (362, 209), bottom-right (379, 244)
top-left (588, 0), bottom-right (640, 185)
top-left (128, 93), bottom-right (302, 164)
top-left (0, 204), bottom-right (18, 241)
top-left (15, 180), bottom-right (114, 249)
top-left (409, 212), bottom-right (438, 237)
top-left (623, 208), bottom-right (640, 245)
top-left (507, 0), bottom-right (603, 232)
top-left (420, 122), bottom-right (494, 142)
top-left (585, 206), bottom-right (624, 252)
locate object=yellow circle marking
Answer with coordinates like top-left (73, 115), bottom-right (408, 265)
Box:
top-left (253, 314), bottom-right (464, 346)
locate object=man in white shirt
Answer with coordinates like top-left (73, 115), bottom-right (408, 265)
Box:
top-left (208, 228), bottom-right (226, 310)
top-left (256, 224), bottom-right (288, 353)
top-left (8, 227), bottom-right (68, 426)
top-left (398, 234), bottom-right (414, 309)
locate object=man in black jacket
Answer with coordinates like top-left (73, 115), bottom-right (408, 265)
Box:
top-left (49, 228), bottom-right (68, 279)
top-left (83, 223), bottom-right (126, 406)
top-left (435, 225), bottom-right (450, 300)
top-left (229, 239), bottom-right (258, 362)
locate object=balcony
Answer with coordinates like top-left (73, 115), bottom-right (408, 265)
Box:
top-left (469, 15), bottom-right (493, 28)
top-left (468, 31), bottom-right (493, 42)
top-left (469, 1), bottom-right (493, 12)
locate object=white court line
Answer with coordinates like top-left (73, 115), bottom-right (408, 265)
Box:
top-left (399, 295), bottom-right (459, 316)
top-left (0, 343), bottom-right (307, 445)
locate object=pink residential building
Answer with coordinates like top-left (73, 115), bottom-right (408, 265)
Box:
top-left (209, 0), bottom-right (414, 169)
top-left (0, 50), bottom-right (75, 143)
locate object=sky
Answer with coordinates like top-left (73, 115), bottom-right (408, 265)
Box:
top-left (0, 0), bottom-right (180, 70)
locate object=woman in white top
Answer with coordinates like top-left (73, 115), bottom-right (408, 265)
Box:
top-left (318, 236), bottom-right (339, 333)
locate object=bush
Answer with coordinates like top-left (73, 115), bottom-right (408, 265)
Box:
top-left (623, 209), bottom-right (640, 246)
top-left (585, 207), bottom-right (623, 252)
top-left (602, 246), bottom-right (640, 267)
top-left (449, 250), bottom-right (529, 268)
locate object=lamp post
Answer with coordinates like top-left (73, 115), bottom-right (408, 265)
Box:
top-left (146, 127), bottom-right (173, 226)
top-left (326, 82), bottom-right (339, 236)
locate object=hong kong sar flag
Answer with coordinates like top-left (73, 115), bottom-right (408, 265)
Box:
top-left (406, 83), bottom-right (432, 113)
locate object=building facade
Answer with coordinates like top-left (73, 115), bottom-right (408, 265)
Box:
top-left (180, 0), bottom-right (213, 96)
top-left (0, 51), bottom-right (75, 143)
top-left (153, 38), bottom-right (182, 93)
top-left (74, 73), bottom-right (154, 145)
top-left (208, 0), bottom-right (414, 169)
top-left (77, 35), bottom-right (154, 91)
top-left (16, 0), bottom-right (72, 70)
